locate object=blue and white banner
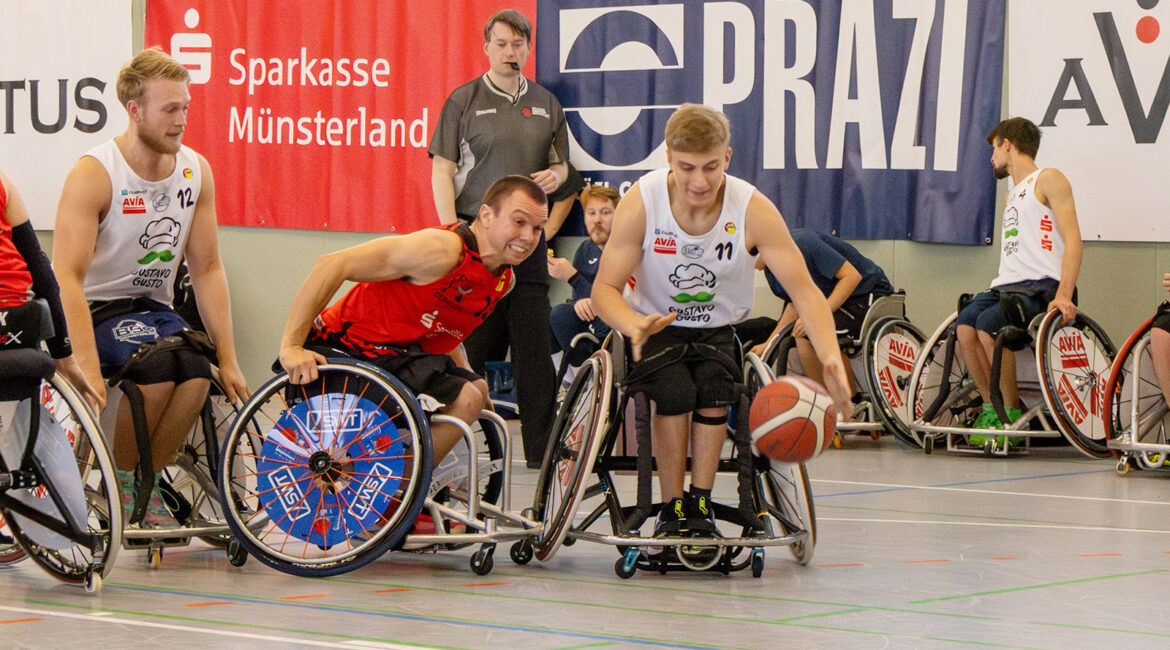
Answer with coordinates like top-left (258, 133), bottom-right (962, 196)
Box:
top-left (537, 0), bottom-right (1005, 244)
top-left (1009, 0), bottom-right (1170, 243)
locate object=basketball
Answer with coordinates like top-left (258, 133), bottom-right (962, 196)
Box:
top-left (748, 376), bottom-right (837, 463)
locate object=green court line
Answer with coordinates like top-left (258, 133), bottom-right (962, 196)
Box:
top-left (774, 607), bottom-right (867, 623)
top-left (924, 636), bottom-right (1043, 649)
top-left (25, 598), bottom-right (459, 649)
top-left (1029, 620), bottom-right (1170, 639)
top-left (909, 569), bottom-right (1166, 604)
top-left (551, 643), bottom-right (615, 650)
top-left (90, 581), bottom-right (746, 650)
top-left (818, 502), bottom-right (1170, 533)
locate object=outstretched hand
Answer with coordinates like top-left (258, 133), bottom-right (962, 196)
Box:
top-left (279, 345), bottom-right (328, 385)
top-left (217, 358), bottom-right (252, 405)
top-left (629, 311), bottom-right (678, 361)
top-left (820, 354), bottom-right (853, 420)
top-left (58, 355), bottom-right (105, 413)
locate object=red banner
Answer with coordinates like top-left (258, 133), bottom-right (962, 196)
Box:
top-left (145, 1), bottom-right (537, 233)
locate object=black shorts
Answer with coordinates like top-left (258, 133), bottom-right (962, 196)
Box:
top-left (833, 292), bottom-right (890, 340)
top-left (630, 325), bottom-right (738, 416)
top-left (1152, 302), bottom-right (1170, 334)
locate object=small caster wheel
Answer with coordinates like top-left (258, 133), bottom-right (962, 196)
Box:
top-left (832, 433), bottom-right (843, 449)
top-left (561, 535), bottom-right (576, 547)
top-left (924, 435), bottom-right (934, 455)
top-left (85, 572), bottom-right (102, 593)
top-left (471, 547), bottom-right (494, 575)
top-left (509, 540), bottom-right (533, 565)
top-left (983, 440), bottom-right (994, 457)
top-left (615, 550), bottom-right (638, 579)
top-left (1116, 457), bottom-right (1131, 475)
top-left (750, 550), bottom-right (764, 578)
top-left (227, 540), bottom-right (248, 567)
top-left (147, 547), bottom-right (162, 569)
top-left (870, 431), bottom-right (882, 441)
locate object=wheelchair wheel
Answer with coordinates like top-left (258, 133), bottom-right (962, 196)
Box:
top-left (0, 514), bottom-right (25, 565)
top-left (758, 458), bottom-right (816, 564)
top-left (217, 362), bottom-right (432, 577)
top-left (161, 372), bottom-right (240, 547)
top-left (1104, 318), bottom-right (1169, 463)
top-left (1036, 310), bottom-right (1116, 459)
top-left (0, 372), bottom-right (122, 585)
top-left (907, 313), bottom-right (979, 447)
top-left (532, 351), bottom-right (612, 562)
top-left (865, 318), bottom-right (926, 446)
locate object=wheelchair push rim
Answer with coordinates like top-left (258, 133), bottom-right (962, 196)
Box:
top-left (1036, 310), bottom-right (1116, 459)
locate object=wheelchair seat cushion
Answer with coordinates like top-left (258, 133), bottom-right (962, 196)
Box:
top-left (0, 348), bottom-right (56, 401)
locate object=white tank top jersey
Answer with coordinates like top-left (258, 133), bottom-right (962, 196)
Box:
top-left (623, 168), bottom-right (758, 328)
top-left (82, 140), bottom-right (201, 304)
top-left (991, 168), bottom-right (1065, 288)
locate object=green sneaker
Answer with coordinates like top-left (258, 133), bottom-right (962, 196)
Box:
top-left (116, 469), bottom-right (137, 523)
top-left (971, 404), bottom-right (1003, 430)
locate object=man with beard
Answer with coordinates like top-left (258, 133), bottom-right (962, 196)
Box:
top-left (53, 48), bottom-right (249, 528)
top-left (957, 117), bottom-right (1082, 444)
top-left (547, 184), bottom-right (618, 371)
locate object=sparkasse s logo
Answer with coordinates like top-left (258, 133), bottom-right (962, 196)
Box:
top-left (171, 8), bottom-right (212, 85)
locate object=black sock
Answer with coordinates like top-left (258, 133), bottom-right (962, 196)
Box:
top-left (688, 486), bottom-right (711, 500)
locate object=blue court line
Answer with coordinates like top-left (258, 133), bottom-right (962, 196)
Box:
top-left (103, 582), bottom-right (723, 650)
top-left (815, 469), bottom-right (1114, 499)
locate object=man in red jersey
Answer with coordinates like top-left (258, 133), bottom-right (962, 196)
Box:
top-left (278, 175), bottom-right (547, 466)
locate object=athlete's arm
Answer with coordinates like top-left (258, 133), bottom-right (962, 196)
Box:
top-left (184, 154), bottom-right (249, 403)
top-left (431, 155), bottom-right (460, 225)
top-left (590, 182), bottom-right (676, 357)
top-left (52, 157), bottom-right (110, 403)
top-left (1037, 168), bottom-right (1082, 322)
top-left (747, 192), bottom-right (850, 415)
top-left (279, 229), bottom-right (464, 383)
top-left (530, 160), bottom-right (566, 195)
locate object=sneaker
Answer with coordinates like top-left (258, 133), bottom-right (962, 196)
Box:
top-left (408, 513), bottom-right (466, 536)
top-left (654, 497), bottom-right (686, 537)
top-left (848, 400), bottom-right (871, 422)
top-left (685, 492), bottom-right (718, 535)
top-left (971, 404), bottom-right (1003, 430)
top-left (116, 469), bottom-right (137, 523)
top-left (141, 474), bottom-right (180, 529)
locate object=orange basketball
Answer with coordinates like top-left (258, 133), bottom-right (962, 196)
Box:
top-left (748, 376), bottom-right (837, 463)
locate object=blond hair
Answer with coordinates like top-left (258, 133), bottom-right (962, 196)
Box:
top-left (579, 184), bottom-right (620, 208)
top-left (664, 104), bottom-right (731, 153)
top-left (116, 47), bottom-right (190, 107)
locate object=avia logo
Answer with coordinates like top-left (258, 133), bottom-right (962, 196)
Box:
top-left (1042, 4), bottom-right (1170, 143)
top-left (122, 197), bottom-right (146, 214)
top-left (653, 236), bottom-right (677, 254)
top-left (171, 8), bottom-right (212, 85)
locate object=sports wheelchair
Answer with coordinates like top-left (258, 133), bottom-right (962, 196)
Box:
top-left (0, 300), bottom-right (121, 591)
top-left (758, 292), bottom-right (925, 447)
top-left (216, 351), bottom-right (541, 577)
top-left (1104, 302), bottom-right (1170, 474)
top-left (513, 330), bottom-right (816, 579)
top-left (905, 291), bottom-right (1115, 457)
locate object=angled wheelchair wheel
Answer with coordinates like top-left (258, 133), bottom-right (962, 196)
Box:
top-left (865, 318), bottom-right (926, 446)
top-left (758, 458), bottom-right (816, 564)
top-left (1036, 310), bottom-right (1116, 458)
top-left (0, 372), bottom-right (122, 585)
top-left (532, 350), bottom-right (612, 562)
top-left (759, 323), bottom-right (797, 378)
top-left (0, 513), bottom-right (26, 565)
top-left (160, 371), bottom-right (240, 547)
top-left (907, 313), bottom-right (979, 447)
top-left (1104, 318), bottom-right (1169, 463)
top-left (217, 361), bottom-right (432, 577)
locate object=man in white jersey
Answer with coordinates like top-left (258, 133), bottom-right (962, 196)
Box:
top-left (54, 48), bottom-right (249, 528)
top-left (956, 117), bottom-right (1082, 440)
top-left (592, 104), bottom-right (851, 536)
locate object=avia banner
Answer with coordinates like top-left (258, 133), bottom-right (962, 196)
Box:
top-left (145, 1), bottom-right (535, 233)
top-left (0, 0), bottom-right (131, 230)
top-left (1009, 0), bottom-right (1170, 242)
top-left (537, 0), bottom-right (1005, 244)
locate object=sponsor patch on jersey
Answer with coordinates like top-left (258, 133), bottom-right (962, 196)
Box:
top-left (183, 168), bottom-right (193, 179)
top-left (682, 244), bottom-right (703, 259)
top-left (476, 108), bottom-right (498, 116)
top-left (521, 107), bottom-right (532, 117)
top-left (122, 197), bottom-right (146, 214)
top-left (532, 107), bottom-right (549, 117)
top-left (112, 318), bottom-right (158, 343)
top-left (653, 236), bottom-right (676, 254)
top-left (723, 222), bottom-right (735, 234)
top-left (152, 193), bottom-right (171, 212)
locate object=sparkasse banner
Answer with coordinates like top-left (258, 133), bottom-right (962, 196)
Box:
top-left (0, 0), bottom-right (132, 230)
top-left (145, 1), bottom-right (536, 233)
top-left (1009, 0), bottom-right (1170, 242)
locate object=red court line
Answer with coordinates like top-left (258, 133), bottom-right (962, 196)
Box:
top-left (280, 594), bottom-right (328, 600)
top-left (817, 563), bottom-right (864, 568)
top-left (461, 582), bottom-right (511, 587)
top-left (1078, 553), bottom-right (1123, 557)
top-left (373, 589), bottom-right (413, 593)
top-left (905, 559), bottom-right (950, 564)
top-left (0, 618), bottom-right (43, 624)
top-left (185, 602), bottom-right (233, 607)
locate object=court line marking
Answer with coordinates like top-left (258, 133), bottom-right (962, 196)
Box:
top-left (909, 569), bottom-right (1164, 604)
top-left (818, 516), bottom-right (1170, 534)
top-left (0, 604), bottom-right (395, 648)
top-left (813, 477), bottom-right (1169, 506)
top-left (923, 636), bottom-right (1042, 649)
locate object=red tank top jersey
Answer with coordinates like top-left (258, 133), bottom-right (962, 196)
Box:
top-left (313, 223), bottom-right (514, 356)
top-left (0, 181), bottom-right (34, 307)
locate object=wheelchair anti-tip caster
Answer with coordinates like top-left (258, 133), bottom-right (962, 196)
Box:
top-left (470, 545), bottom-right (495, 575)
top-left (615, 547), bottom-right (639, 579)
top-left (509, 539), bottom-right (533, 565)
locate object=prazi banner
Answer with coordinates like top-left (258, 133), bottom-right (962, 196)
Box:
top-left (145, 1), bottom-right (536, 233)
top-left (1009, 0), bottom-right (1170, 242)
top-left (537, 0), bottom-right (1005, 244)
top-left (0, 0), bottom-right (132, 230)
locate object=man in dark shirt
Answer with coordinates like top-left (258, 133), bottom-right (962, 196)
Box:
top-left (428, 9), bottom-right (568, 467)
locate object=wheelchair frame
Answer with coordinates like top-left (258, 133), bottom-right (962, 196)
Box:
top-left (1104, 308), bottom-right (1170, 474)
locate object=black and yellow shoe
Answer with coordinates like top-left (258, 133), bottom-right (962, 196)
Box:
top-left (654, 497), bottom-right (686, 537)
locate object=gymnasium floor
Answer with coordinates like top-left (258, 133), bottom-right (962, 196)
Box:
top-left (1, 438), bottom-right (1168, 649)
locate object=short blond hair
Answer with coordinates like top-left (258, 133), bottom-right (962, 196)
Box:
top-left (664, 104), bottom-right (730, 153)
top-left (116, 47), bottom-right (190, 107)
top-left (579, 184), bottom-right (620, 208)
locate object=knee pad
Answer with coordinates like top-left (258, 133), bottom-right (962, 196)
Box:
top-left (691, 411), bottom-right (726, 426)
